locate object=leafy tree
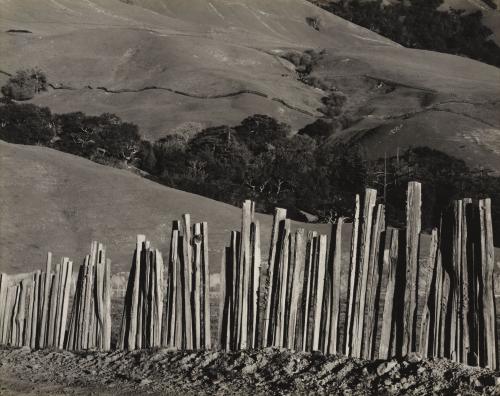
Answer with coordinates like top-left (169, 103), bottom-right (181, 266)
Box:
top-left (0, 103), bottom-right (54, 144)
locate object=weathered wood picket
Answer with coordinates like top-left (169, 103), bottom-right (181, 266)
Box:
top-left (0, 182), bottom-right (497, 370)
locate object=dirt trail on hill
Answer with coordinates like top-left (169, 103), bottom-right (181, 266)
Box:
top-left (0, 347), bottom-right (498, 395)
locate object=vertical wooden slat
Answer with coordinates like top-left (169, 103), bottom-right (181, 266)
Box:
top-left (202, 222), bottom-right (211, 349)
top-left (193, 223), bottom-right (202, 349)
top-left (10, 285), bottom-right (20, 346)
top-left (16, 280), bottom-right (27, 347)
top-left (0, 274), bottom-right (9, 345)
top-left (460, 199), bottom-right (472, 364)
top-left (312, 234), bottom-right (328, 351)
top-left (328, 218), bottom-right (344, 355)
top-left (39, 252), bottom-right (52, 348)
top-left (362, 204), bottom-right (385, 359)
top-left (418, 229), bottom-right (438, 357)
top-left (103, 258), bottom-right (112, 351)
top-left (174, 227), bottom-right (184, 349)
top-left (168, 227), bottom-right (179, 348)
top-left (24, 278), bottom-right (34, 347)
top-left (239, 201), bottom-right (252, 349)
top-left (288, 229), bottom-right (305, 350)
top-left (439, 271), bottom-right (451, 358)
top-left (479, 198), bottom-right (497, 369)
top-left (30, 271), bottom-right (41, 349)
top-left (128, 234), bottom-right (145, 350)
top-left (402, 181), bottom-right (421, 355)
top-left (378, 228), bottom-right (399, 359)
top-left (153, 250), bottom-right (163, 348)
top-left (345, 195), bottom-right (360, 356)
top-left (181, 214), bottom-right (193, 350)
top-left (263, 208), bottom-right (287, 347)
top-left (47, 264), bottom-right (60, 348)
top-left (432, 250), bottom-right (443, 358)
top-left (59, 260), bottom-right (73, 349)
top-left (352, 189), bottom-right (377, 357)
top-left (54, 259), bottom-right (66, 348)
top-left (3, 286), bottom-right (16, 344)
top-left (277, 219), bottom-right (291, 348)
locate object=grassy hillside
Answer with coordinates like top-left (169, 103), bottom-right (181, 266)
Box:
top-left (0, 140), bottom-right (265, 273)
top-left (0, 140), bottom-right (330, 274)
top-left (1, 0), bottom-right (499, 172)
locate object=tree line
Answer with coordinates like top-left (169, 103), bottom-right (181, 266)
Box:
top-left (1, 101), bottom-right (499, 242)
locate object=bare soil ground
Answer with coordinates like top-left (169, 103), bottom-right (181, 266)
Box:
top-left (0, 346), bottom-right (498, 395)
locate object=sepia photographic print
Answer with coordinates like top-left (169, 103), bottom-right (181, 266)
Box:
top-left (0, 0), bottom-right (499, 394)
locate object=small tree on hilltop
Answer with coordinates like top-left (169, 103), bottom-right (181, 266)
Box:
top-left (1, 68), bottom-right (48, 101)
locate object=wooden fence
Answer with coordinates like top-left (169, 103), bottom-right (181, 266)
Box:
top-left (0, 182), bottom-right (497, 369)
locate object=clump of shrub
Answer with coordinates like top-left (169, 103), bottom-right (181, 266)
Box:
top-left (306, 16), bottom-right (321, 31)
top-left (1, 68), bottom-right (48, 101)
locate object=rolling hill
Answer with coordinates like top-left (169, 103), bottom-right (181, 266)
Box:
top-left (0, 140), bottom-right (331, 274)
top-left (0, 0), bottom-right (498, 172)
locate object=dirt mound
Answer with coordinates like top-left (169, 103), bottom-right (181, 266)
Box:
top-left (0, 347), bottom-right (498, 395)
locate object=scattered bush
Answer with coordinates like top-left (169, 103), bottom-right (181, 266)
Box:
top-left (306, 16), bottom-right (321, 31)
top-left (1, 68), bottom-right (48, 101)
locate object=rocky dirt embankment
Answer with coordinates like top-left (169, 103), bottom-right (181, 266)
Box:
top-left (0, 347), bottom-right (499, 395)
